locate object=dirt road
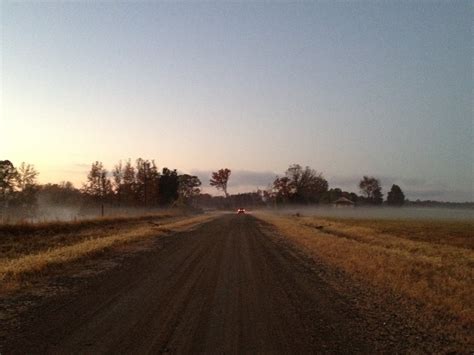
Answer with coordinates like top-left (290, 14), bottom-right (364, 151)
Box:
top-left (4, 214), bottom-right (378, 353)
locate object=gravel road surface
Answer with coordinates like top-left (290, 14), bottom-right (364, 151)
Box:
top-left (4, 214), bottom-right (378, 353)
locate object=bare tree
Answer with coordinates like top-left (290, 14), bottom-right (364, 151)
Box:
top-left (210, 168), bottom-right (231, 197)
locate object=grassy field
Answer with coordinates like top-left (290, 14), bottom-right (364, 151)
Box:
top-left (0, 211), bottom-right (216, 285)
top-left (0, 212), bottom-right (180, 257)
top-left (256, 212), bottom-right (474, 332)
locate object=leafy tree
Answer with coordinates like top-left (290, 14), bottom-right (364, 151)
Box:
top-left (387, 184), bottom-right (405, 206)
top-left (0, 160), bottom-right (38, 217)
top-left (0, 161), bottom-right (39, 216)
top-left (112, 161), bottom-right (124, 206)
top-left (135, 159), bottom-right (160, 206)
top-left (285, 164), bottom-right (328, 203)
top-left (210, 168), bottom-right (231, 197)
top-left (359, 176), bottom-right (383, 205)
top-left (0, 160), bottom-right (17, 205)
top-left (15, 162), bottom-right (39, 191)
top-left (178, 174), bottom-right (201, 203)
top-left (14, 162), bottom-right (39, 210)
top-left (159, 167), bottom-right (179, 205)
top-left (147, 161), bottom-right (160, 204)
top-left (82, 161), bottom-right (112, 201)
top-left (272, 165), bottom-right (328, 204)
top-left (122, 159), bottom-right (136, 205)
top-left (272, 176), bottom-right (293, 203)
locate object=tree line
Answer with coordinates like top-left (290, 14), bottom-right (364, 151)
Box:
top-left (0, 160), bottom-right (39, 217)
top-left (0, 159), bottom-right (202, 219)
top-left (269, 165), bottom-right (405, 206)
top-left (1, 158), bottom-right (414, 219)
top-left (207, 165), bottom-right (405, 207)
top-left (82, 159), bottom-right (202, 207)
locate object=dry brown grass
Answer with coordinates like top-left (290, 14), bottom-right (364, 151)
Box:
top-left (0, 213), bottom-right (216, 283)
top-left (0, 212), bottom-right (184, 260)
top-left (255, 212), bottom-right (474, 328)
top-left (0, 211), bottom-right (181, 236)
top-left (327, 217), bottom-right (474, 249)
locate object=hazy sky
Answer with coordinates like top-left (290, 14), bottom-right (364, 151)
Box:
top-left (1, 1), bottom-right (472, 201)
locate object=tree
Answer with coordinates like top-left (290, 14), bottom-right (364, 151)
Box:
top-left (359, 176), bottom-right (383, 205)
top-left (15, 162), bottom-right (39, 191)
top-left (112, 161), bottom-right (124, 206)
top-left (122, 159), bottom-right (136, 205)
top-left (272, 165), bottom-right (328, 204)
top-left (0, 160), bottom-right (17, 205)
top-left (210, 168), bottom-right (231, 197)
top-left (14, 162), bottom-right (39, 210)
top-left (159, 167), bottom-right (179, 205)
top-left (135, 159), bottom-right (159, 206)
top-left (284, 164), bottom-right (328, 203)
top-left (387, 184), bottom-right (405, 206)
top-left (0, 161), bottom-right (40, 217)
top-left (272, 176), bottom-right (293, 203)
top-left (82, 161), bottom-right (112, 201)
top-left (178, 174), bottom-right (201, 204)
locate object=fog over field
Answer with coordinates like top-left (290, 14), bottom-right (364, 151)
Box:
top-left (25, 204), bottom-right (174, 223)
top-left (271, 206), bottom-right (474, 221)
top-left (5, 203), bottom-right (474, 224)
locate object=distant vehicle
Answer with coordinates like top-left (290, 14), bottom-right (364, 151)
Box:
top-left (237, 208), bottom-right (246, 214)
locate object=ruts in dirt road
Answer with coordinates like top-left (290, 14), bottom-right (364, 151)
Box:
top-left (2, 214), bottom-right (456, 353)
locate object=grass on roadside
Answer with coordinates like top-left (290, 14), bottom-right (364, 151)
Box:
top-left (256, 212), bottom-right (474, 328)
top-left (0, 213), bottom-right (216, 283)
top-left (0, 212), bottom-right (184, 261)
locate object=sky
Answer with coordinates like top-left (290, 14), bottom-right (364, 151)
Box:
top-left (1, 1), bottom-right (472, 202)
